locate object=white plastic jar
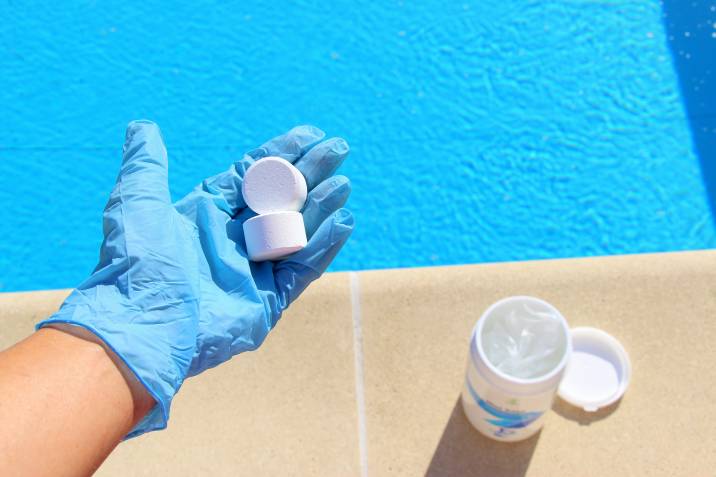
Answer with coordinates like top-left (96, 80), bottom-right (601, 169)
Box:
top-left (461, 296), bottom-right (572, 442)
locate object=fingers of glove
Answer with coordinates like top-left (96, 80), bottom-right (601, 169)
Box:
top-left (246, 125), bottom-right (325, 163)
top-left (293, 137), bottom-right (349, 190)
top-left (302, 175), bottom-right (351, 237)
top-left (273, 209), bottom-right (354, 308)
top-left (114, 120), bottom-right (171, 206)
top-left (199, 156), bottom-right (253, 217)
top-left (200, 126), bottom-right (324, 217)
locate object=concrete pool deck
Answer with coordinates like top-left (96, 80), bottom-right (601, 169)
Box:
top-left (1, 250), bottom-right (715, 476)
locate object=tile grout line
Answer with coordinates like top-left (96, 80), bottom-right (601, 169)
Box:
top-left (349, 272), bottom-right (368, 477)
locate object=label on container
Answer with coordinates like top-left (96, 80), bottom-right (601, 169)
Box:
top-left (464, 378), bottom-right (544, 434)
top-left (463, 354), bottom-right (557, 441)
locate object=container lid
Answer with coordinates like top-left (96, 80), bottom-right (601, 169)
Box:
top-left (557, 327), bottom-right (631, 412)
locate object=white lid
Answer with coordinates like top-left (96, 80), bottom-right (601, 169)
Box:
top-left (557, 327), bottom-right (631, 412)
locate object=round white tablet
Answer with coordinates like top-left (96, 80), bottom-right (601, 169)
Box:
top-left (242, 157), bottom-right (307, 214)
top-left (243, 211), bottom-right (307, 261)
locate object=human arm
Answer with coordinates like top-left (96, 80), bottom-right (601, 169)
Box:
top-left (0, 326), bottom-right (154, 477)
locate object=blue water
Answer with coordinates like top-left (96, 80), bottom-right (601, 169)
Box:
top-left (1, 1), bottom-right (715, 292)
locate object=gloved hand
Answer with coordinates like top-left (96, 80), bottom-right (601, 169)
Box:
top-left (37, 121), bottom-right (354, 437)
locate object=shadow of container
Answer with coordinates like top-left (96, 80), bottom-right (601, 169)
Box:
top-left (424, 398), bottom-right (540, 477)
top-left (424, 395), bottom-right (625, 476)
top-left (662, 1), bottom-right (716, 221)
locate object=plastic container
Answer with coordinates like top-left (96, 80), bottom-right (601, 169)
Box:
top-left (461, 296), bottom-right (572, 442)
top-left (462, 296), bottom-right (632, 442)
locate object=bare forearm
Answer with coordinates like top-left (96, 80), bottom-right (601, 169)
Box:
top-left (0, 328), bottom-right (154, 477)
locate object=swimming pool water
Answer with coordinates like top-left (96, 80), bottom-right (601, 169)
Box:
top-left (1, 1), bottom-right (715, 292)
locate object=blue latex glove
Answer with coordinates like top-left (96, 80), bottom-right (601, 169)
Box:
top-left (38, 121), bottom-right (354, 437)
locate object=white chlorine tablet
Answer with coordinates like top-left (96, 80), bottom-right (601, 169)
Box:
top-left (243, 211), bottom-right (308, 261)
top-left (241, 156), bottom-right (308, 262)
top-left (242, 157), bottom-right (307, 214)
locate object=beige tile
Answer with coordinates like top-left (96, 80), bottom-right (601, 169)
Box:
top-left (0, 289), bottom-right (70, 349)
top-left (0, 274), bottom-right (360, 477)
top-left (359, 251), bottom-right (716, 476)
top-left (5, 251), bottom-right (716, 476)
